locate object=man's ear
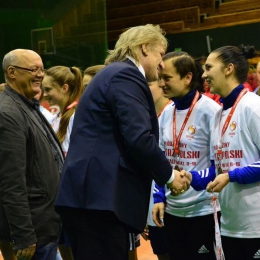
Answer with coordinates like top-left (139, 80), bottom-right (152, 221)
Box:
top-left (7, 66), bottom-right (16, 79)
top-left (141, 44), bottom-right (149, 57)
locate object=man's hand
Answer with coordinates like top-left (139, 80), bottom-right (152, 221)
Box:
top-left (167, 170), bottom-right (191, 195)
top-left (141, 225), bottom-right (149, 241)
top-left (206, 172), bottom-right (230, 193)
top-left (152, 202), bottom-right (165, 228)
top-left (183, 170), bottom-right (192, 183)
top-left (15, 244), bottom-right (36, 260)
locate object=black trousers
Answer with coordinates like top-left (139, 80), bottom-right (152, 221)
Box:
top-left (222, 236), bottom-right (260, 260)
top-left (58, 208), bottom-right (129, 260)
top-left (164, 212), bottom-right (220, 260)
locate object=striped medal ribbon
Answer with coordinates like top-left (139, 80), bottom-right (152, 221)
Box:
top-left (212, 194), bottom-right (225, 260)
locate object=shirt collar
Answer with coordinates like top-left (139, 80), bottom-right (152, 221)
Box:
top-left (171, 90), bottom-right (201, 110)
top-left (221, 84), bottom-right (245, 110)
top-left (19, 94), bottom-right (39, 109)
top-left (126, 56), bottom-right (146, 78)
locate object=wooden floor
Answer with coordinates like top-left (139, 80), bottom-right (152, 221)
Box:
top-left (138, 236), bottom-right (158, 260)
top-left (0, 237), bottom-right (157, 260)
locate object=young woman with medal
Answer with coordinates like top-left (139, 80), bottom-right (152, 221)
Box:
top-left (189, 45), bottom-right (260, 260)
top-left (152, 51), bottom-right (222, 260)
top-left (42, 66), bottom-right (83, 260)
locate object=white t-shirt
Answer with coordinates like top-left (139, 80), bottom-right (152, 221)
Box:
top-left (212, 91), bottom-right (260, 238)
top-left (147, 101), bottom-right (173, 226)
top-left (52, 113), bottom-right (75, 156)
top-left (39, 106), bottom-right (55, 124)
top-left (159, 95), bottom-right (221, 217)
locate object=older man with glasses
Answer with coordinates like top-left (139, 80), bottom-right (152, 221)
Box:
top-left (0, 49), bottom-right (64, 260)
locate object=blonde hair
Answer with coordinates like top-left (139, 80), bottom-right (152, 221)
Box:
top-left (45, 66), bottom-right (83, 143)
top-left (84, 65), bottom-right (105, 76)
top-left (105, 24), bottom-right (168, 65)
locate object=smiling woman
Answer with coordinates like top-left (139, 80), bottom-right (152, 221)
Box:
top-left (42, 65), bottom-right (83, 147)
top-left (153, 51), bottom-right (222, 260)
top-left (189, 45), bottom-right (260, 260)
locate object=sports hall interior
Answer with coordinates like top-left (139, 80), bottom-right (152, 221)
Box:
top-left (0, 0), bottom-right (260, 259)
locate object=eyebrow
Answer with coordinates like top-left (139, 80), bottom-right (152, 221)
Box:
top-left (160, 73), bottom-right (171, 76)
top-left (204, 64), bottom-right (211, 69)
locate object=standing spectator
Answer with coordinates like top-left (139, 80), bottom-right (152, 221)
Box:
top-left (0, 49), bottom-right (64, 260)
top-left (42, 65), bottom-right (84, 260)
top-left (190, 45), bottom-right (260, 260)
top-left (83, 65), bottom-right (105, 88)
top-left (153, 51), bottom-right (221, 260)
top-left (55, 24), bottom-right (190, 260)
top-left (43, 66), bottom-right (83, 156)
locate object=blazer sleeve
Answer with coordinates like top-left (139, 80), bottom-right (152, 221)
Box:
top-left (106, 66), bottom-right (172, 186)
top-left (0, 109), bottom-right (37, 249)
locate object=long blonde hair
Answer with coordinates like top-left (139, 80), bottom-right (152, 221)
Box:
top-left (45, 66), bottom-right (83, 143)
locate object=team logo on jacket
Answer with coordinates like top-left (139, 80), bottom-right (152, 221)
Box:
top-left (230, 121), bottom-right (236, 131)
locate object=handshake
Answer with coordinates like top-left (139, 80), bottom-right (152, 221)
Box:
top-left (167, 169), bottom-right (192, 196)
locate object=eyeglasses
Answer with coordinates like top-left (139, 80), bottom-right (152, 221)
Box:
top-left (11, 65), bottom-right (46, 75)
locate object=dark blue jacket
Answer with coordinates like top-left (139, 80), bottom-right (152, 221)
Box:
top-left (55, 60), bottom-right (172, 232)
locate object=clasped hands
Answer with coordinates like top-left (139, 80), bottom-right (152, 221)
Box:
top-left (167, 169), bottom-right (192, 196)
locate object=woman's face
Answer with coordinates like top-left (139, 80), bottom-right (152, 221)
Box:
top-left (159, 59), bottom-right (191, 99)
top-left (202, 52), bottom-right (227, 96)
top-left (83, 74), bottom-right (93, 88)
top-left (42, 75), bottom-right (66, 107)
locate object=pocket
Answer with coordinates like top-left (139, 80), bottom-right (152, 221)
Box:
top-left (28, 192), bottom-right (47, 206)
top-left (28, 192), bottom-right (46, 198)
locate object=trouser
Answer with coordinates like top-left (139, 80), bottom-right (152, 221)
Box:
top-left (164, 212), bottom-right (220, 260)
top-left (32, 242), bottom-right (58, 260)
top-left (222, 236), bottom-right (260, 260)
top-left (58, 208), bottom-right (129, 260)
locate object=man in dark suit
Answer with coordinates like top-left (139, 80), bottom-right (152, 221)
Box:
top-left (55, 24), bottom-right (190, 260)
top-left (0, 49), bottom-right (64, 260)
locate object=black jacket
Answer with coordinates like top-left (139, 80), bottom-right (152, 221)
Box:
top-left (0, 86), bottom-right (63, 250)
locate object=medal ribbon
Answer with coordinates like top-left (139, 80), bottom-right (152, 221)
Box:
top-left (217, 88), bottom-right (247, 160)
top-left (219, 88), bottom-right (247, 139)
top-left (212, 194), bottom-right (225, 260)
top-left (173, 91), bottom-right (200, 155)
top-left (65, 100), bottom-right (78, 111)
